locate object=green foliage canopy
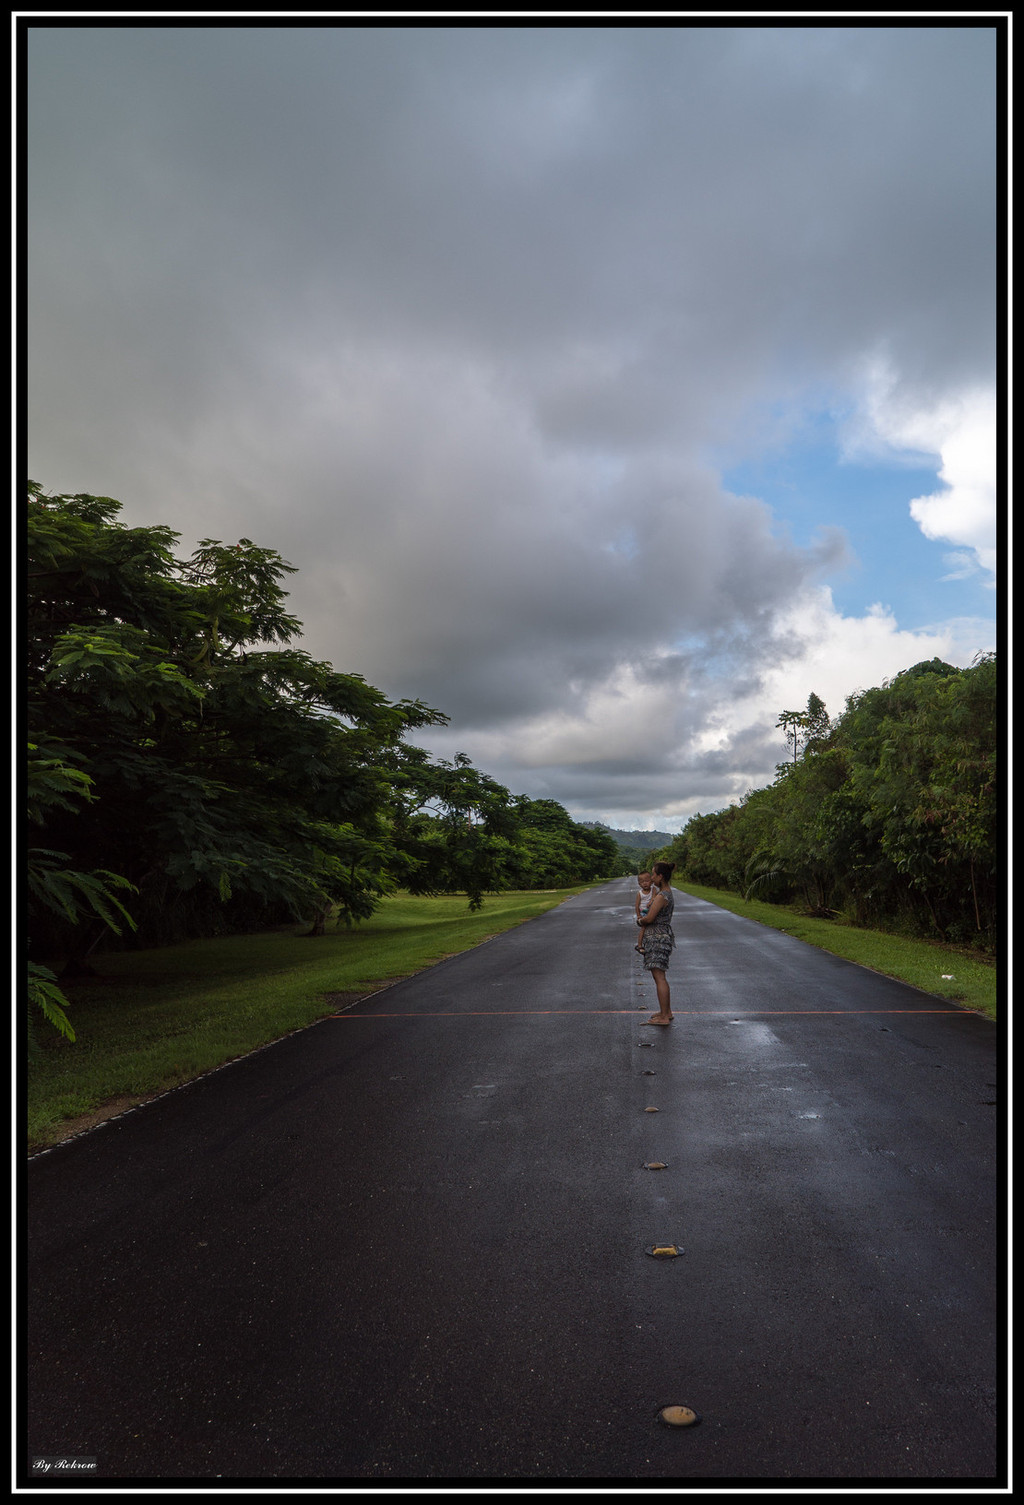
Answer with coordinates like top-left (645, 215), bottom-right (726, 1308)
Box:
top-left (27, 483), bottom-right (448, 959)
top-left (655, 666), bottom-right (997, 947)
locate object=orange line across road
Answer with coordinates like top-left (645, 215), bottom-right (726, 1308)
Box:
top-left (329, 1008), bottom-right (967, 1018)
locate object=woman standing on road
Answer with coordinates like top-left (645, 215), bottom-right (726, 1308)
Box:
top-left (637, 861), bottom-right (676, 1025)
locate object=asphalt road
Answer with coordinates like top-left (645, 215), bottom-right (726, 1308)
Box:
top-left (26, 881), bottom-right (1001, 1485)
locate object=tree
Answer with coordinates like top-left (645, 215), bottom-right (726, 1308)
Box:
top-left (26, 742), bottom-right (137, 1046)
top-left (768, 747), bottom-right (850, 915)
top-left (775, 691), bottom-right (831, 768)
top-left (385, 751), bottom-right (521, 910)
top-left (841, 657), bottom-right (996, 941)
top-left (27, 484), bottom-right (447, 973)
top-left (670, 659), bottom-right (996, 947)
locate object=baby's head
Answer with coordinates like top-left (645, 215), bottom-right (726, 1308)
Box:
top-left (638, 871), bottom-right (653, 891)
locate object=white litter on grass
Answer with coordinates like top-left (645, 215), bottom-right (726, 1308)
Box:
top-left (941, 974), bottom-right (956, 980)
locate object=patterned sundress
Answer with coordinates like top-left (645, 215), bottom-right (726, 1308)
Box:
top-left (642, 885), bottom-right (675, 972)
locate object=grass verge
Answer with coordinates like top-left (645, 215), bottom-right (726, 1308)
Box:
top-left (674, 880), bottom-right (997, 1021)
top-left (26, 886), bottom-right (593, 1154)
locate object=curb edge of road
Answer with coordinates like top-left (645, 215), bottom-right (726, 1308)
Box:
top-left (25, 974), bottom-right (417, 1163)
top-left (27, 893), bottom-right (602, 1161)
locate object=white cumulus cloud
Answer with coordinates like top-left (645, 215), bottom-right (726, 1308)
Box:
top-left (845, 364), bottom-right (996, 582)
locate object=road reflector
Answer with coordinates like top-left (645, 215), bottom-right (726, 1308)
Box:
top-left (644, 1161), bottom-right (668, 1170)
top-left (658, 1405), bottom-right (701, 1427)
top-left (646, 1244), bottom-right (683, 1258)
top-left (644, 1106), bottom-right (659, 1113)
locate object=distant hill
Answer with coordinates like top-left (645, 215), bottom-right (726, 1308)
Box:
top-left (581, 823), bottom-right (676, 853)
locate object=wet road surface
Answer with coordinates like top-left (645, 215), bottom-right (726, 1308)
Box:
top-left (26, 881), bottom-right (1000, 1483)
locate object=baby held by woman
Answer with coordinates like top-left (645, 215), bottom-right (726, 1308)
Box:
top-left (634, 870), bottom-right (660, 952)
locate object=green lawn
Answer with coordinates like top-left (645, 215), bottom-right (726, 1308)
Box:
top-left (27, 878), bottom-right (996, 1154)
top-left (673, 880), bottom-right (997, 1020)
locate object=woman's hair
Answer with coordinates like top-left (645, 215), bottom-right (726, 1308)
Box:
top-left (652, 861), bottom-right (676, 882)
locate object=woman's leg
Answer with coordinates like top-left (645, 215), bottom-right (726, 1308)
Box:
top-left (646, 967), bottom-right (672, 1023)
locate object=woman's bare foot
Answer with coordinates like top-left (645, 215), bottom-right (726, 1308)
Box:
top-left (642, 1015), bottom-right (673, 1026)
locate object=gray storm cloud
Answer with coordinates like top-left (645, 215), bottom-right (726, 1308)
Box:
top-left (26, 24), bottom-right (997, 826)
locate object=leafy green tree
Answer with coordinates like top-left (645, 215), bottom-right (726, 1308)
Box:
top-left (651, 829), bottom-right (689, 873)
top-left (917, 655), bottom-right (997, 933)
top-left (768, 747), bottom-right (851, 915)
top-left (27, 484), bottom-right (446, 971)
top-left (670, 657), bottom-right (995, 948)
top-left (508, 798), bottom-right (616, 887)
top-left (674, 806), bottom-right (745, 889)
top-left (572, 821), bottom-right (621, 881)
top-left (26, 742), bottom-right (138, 1045)
top-left (841, 657), bottom-right (995, 940)
top-left (378, 746), bottom-right (521, 909)
top-left (776, 690), bottom-right (831, 768)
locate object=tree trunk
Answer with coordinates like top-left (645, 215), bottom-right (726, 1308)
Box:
top-left (919, 884), bottom-right (946, 939)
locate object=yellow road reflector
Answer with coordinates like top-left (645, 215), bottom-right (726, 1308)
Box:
top-left (658, 1405), bottom-right (701, 1427)
top-left (644, 1161), bottom-right (668, 1170)
top-left (646, 1244), bottom-right (682, 1257)
top-left (644, 1106), bottom-right (659, 1113)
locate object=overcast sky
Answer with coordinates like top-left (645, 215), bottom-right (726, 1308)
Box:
top-left (25, 22), bottom-right (999, 832)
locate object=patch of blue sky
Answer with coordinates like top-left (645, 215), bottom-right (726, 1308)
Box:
top-left (715, 409), bottom-right (993, 632)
